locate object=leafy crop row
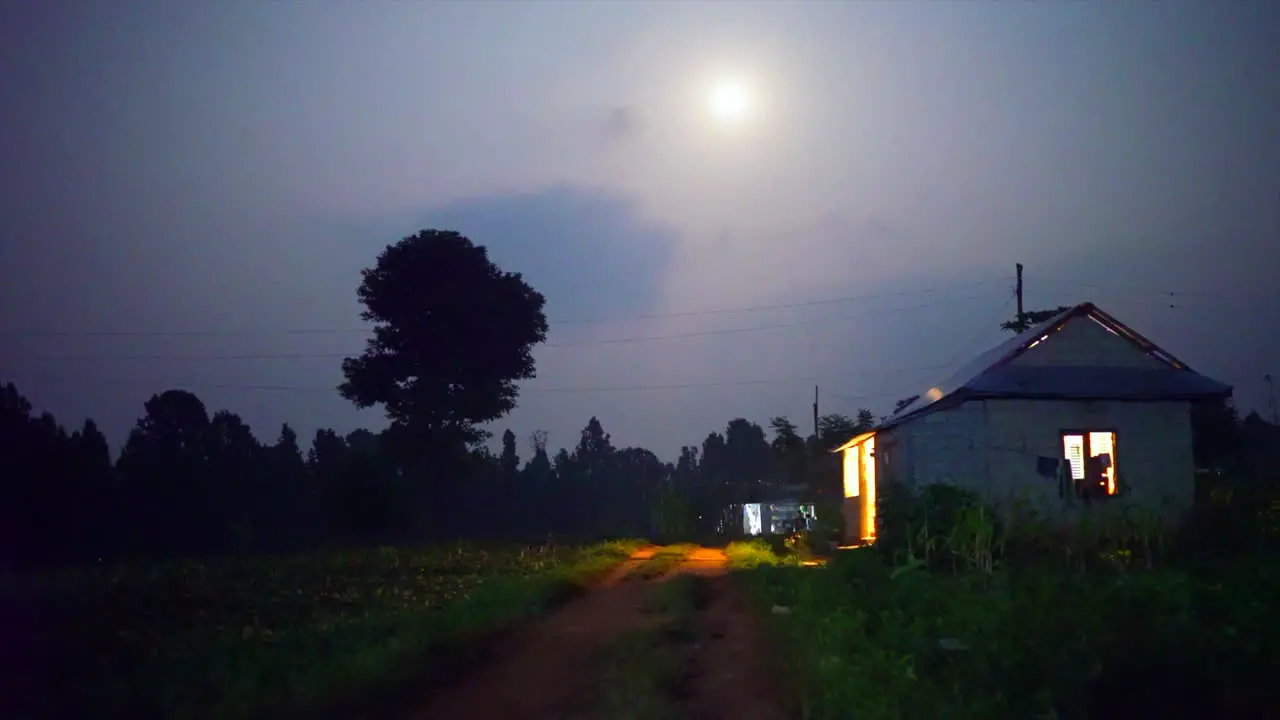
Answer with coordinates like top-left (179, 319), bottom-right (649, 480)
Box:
top-left (26, 539), bottom-right (642, 719)
top-left (738, 484), bottom-right (1280, 719)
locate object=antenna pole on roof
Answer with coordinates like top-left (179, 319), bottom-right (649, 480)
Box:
top-left (1015, 263), bottom-right (1024, 317)
top-left (1266, 373), bottom-right (1279, 424)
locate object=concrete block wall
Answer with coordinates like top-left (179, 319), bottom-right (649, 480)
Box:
top-left (890, 398), bottom-right (1195, 526)
top-left (982, 398), bottom-right (1195, 524)
top-left (897, 401), bottom-right (990, 495)
top-left (841, 497), bottom-right (862, 544)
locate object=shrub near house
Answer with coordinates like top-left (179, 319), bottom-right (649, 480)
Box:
top-left (742, 480), bottom-right (1280, 719)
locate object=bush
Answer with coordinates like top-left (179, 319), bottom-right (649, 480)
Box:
top-left (725, 539), bottom-right (793, 570)
top-left (739, 482), bottom-right (1280, 718)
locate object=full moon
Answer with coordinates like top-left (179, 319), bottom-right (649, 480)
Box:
top-left (708, 81), bottom-right (750, 122)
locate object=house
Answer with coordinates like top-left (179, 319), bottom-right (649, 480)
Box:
top-left (833, 302), bottom-right (1232, 545)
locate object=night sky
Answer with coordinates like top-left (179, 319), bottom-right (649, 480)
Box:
top-left (2, 1), bottom-right (1278, 461)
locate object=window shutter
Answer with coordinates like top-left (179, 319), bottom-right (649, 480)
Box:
top-left (1062, 434), bottom-right (1085, 480)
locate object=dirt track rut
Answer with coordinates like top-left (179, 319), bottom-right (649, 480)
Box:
top-left (407, 546), bottom-right (793, 720)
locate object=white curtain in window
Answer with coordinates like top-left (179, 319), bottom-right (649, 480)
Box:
top-left (1062, 434), bottom-right (1085, 480)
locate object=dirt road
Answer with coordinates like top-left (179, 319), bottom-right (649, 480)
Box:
top-left (407, 546), bottom-right (793, 720)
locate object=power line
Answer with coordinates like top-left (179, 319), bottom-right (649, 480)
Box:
top-left (4, 368), bottom-right (953, 396)
top-left (824, 291), bottom-right (1017, 412)
top-left (0, 278), bottom-right (1012, 339)
top-left (0, 278), bottom-right (1018, 338)
top-left (1018, 275), bottom-right (1264, 310)
top-left (937, 290), bottom-right (1018, 371)
top-left (21, 293), bottom-right (1011, 361)
top-left (0, 293), bottom-right (1011, 414)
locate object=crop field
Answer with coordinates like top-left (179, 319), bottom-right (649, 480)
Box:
top-left (25, 539), bottom-right (642, 719)
top-left (735, 484), bottom-right (1280, 720)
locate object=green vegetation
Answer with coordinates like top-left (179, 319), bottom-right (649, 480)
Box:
top-left (596, 574), bottom-right (702, 720)
top-left (738, 483), bottom-right (1280, 719)
top-left (35, 539), bottom-right (642, 719)
top-left (725, 538), bottom-right (796, 569)
top-left (625, 543), bottom-right (698, 581)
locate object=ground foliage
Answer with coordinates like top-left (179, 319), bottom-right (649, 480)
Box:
top-left (23, 539), bottom-right (641, 719)
top-left (740, 477), bottom-right (1280, 719)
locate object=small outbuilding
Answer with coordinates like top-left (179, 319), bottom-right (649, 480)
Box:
top-left (834, 302), bottom-right (1232, 544)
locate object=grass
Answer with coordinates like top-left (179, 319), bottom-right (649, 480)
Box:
top-left (724, 538), bottom-right (800, 570)
top-left (737, 485), bottom-right (1280, 719)
top-left (24, 538), bottom-right (644, 719)
top-left (625, 543), bottom-right (698, 581)
top-left (596, 573), bottom-right (702, 720)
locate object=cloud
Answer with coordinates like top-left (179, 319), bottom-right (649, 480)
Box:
top-left (422, 185), bottom-right (678, 322)
top-left (601, 105), bottom-right (644, 143)
top-left (411, 186), bottom-right (695, 455)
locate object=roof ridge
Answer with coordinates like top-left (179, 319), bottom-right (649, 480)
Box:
top-left (880, 301), bottom-right (1202, 427)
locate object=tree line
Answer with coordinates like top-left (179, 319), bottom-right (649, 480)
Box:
top-left (0, 379), bottom-right (878, 572)
top-left (2, 228), bottom-right (1257, 572)
top-left (0, 229), bottom-right (885, 572)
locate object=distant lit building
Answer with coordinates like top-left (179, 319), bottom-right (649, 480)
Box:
top-left (833, 302), bottom-right (1232, 546)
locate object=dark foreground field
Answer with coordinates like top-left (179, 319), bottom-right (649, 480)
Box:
top-left (9, 540), bottom-right (644, 718)
top-left (8, 520), bottom-right (1279, 720)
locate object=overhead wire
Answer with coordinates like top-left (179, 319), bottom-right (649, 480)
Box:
top-left (12, 283), bottom-right (1238, 406)
top-left (0, 277), bottom-right (1013, 339)
top-left (0, 289), bottom-right (1045, 408)
top-left (7, 364), bottom-right (956, 396)
top-left (823, 289), bottom-right (1017, 410)
top-left (17, 292), bottom-right (1013, 361)
top-left (1017, 275), bottom-right (1265, 310)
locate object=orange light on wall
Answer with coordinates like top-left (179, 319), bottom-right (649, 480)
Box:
top-left (843, 447), bottom-right (859, 497)
top-left (861, 437), bottom-right (877, 540)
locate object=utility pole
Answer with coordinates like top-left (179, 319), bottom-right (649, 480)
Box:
top-left (813, 385), bottom-right (820, 439)
top-left (1015, 263), bottom-right (1024, 317)
top-left (1266, 373), bottom-right (1279, 424)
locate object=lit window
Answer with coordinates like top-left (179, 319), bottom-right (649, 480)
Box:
top-left (742, 504), bottom-right (763, 536)
top-left (1061, 431), bottom-right (1118, 498)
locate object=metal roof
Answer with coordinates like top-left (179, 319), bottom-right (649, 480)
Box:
top-left (875, 301), bottom-right (1232, 431)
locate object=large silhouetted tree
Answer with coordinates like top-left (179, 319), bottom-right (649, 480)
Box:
top-left (338, 229), bottom-right (549, 465)
top-left (499, 429), bottom-right (521, 478)
top-left (769, 416), bottom-right (808, 486)
top-left (116, 390), bottom-right (216, 555)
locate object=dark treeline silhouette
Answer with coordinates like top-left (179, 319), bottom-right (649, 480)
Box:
top-left (0, 379), bottom-right (879, 572)
top-left (2, 230), bottom-right (1260, 573)
top-left (0, 228), bottom-right (885, 572)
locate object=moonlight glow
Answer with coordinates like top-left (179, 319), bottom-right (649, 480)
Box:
top-left (708, 81), bottom-right (751, 123)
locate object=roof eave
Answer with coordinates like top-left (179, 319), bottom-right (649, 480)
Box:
top-left (831, 430), bottom-right (877, 454)
top-left (958, 385), bottom-right (1233, 403)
